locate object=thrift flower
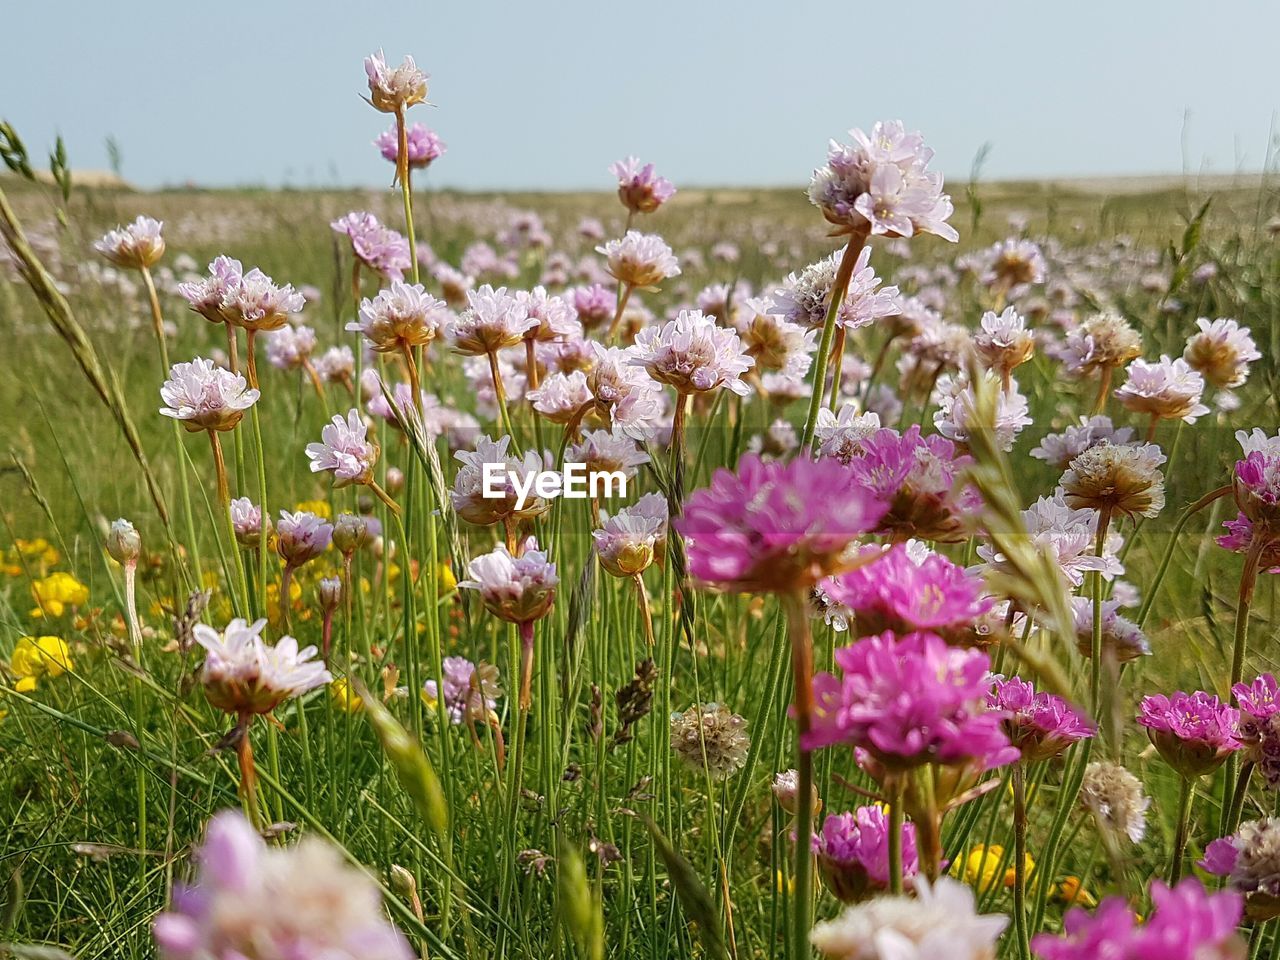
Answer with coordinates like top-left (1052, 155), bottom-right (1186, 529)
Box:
top-left (159, 358), bottom-right (259, 432)
top-left (988, 676), bottom-right (1093, 762)
top-left (1184, 317), bottom-right (1260, 390)
top-left (669, 702), bottom-right (750, 779)
top-left (350, 281), bottom-right (446, 353)
top-left (1138, 691), bottom-right (1240, 779)
top-left (610, 156), bottom-right (676, 214)
top-left (1080, 761), bottom-right (1149, 844)
top-left (629, 309), bottom-right (754, 397)
top-left (306, 409), bottom-right (379, 487)
top-left (597, 231), bottom-right (680, 290)
top-left (364, 49), bottom-right (428, 113)
top-left (375, 122), bottom-right (444, 168)
top-left (194, 618), bottom-right (330, 715)
top-left (93, 215), bottom-right (164, 269)
top-left (1114, 355), bottom-right (1210, 424)
top-left (814, 806), bottom-right (919, 903)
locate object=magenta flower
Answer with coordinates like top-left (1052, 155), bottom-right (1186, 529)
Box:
top-left (1218, 513), bottom-right (1280, 572)
top-left (988, 677), bottom-right (1093, 763)
top-left (845, 426), bottom-right (981, 543)
top-left (806, 630), bottom-right (1018, 773)
top-left (1031, 879), bottom-right (1242, 960)
top-left (375, 122), bottom-right (444, 169)
top-left (813, 806), bottom-right (919, 903)
top-left (1200, 817), bottom-right (1280, 919)
top-left (1138, 691), bottom-right (1240, 778)
top-left (675, 453), bottom-right (888, 594)
top-left (610, 156), bottom-right (676, 214)
top-left (1233, 673), bottom-right (1280, 789)
top-left (819, 542), bottom-right (992, 641)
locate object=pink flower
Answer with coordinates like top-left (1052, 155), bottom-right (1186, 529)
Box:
top-left (807, 630), bottom-right (1018, 772)
top-left (813, 806), bottom-right (918, 902)
top-left (375, 122), bottom-right (444, 168)
top-left (459, 537), bottom-right (558, 624)
top-left (1233, 674), bottom-right (1280, 789)
top-left (331, 212), bottom-right (412, 280)
top-left (305, 409), bottom-right (379, 486)
top-left (1138, 691), bottom-right (1240, 779)
top-left (220, 268), bottom-right (305, 332)
top-left (610, 156), bottom-right (676, 214)
top-left (159, 358), bottom-right (259, 432)
top-left (1184, 317), bottom-right (1259, 390)
top-left (275, 511), bottom-right (332, 568)
top-left (568, 283), bottom-right (617, 332)
top-left (770, 247), bottom-right (901, 331)
top-left (350, 280), bottom-right (446, 353)
top-left (423, 656), bottom-right (501, 725)
top-left (178, 256), bottom-right (244, 325)
top-left (676, 453), bottom-right (888, 594)
top-left (1031, 879), bottom-right (1242, 960)
top-left (988, 677), bottom-right (1093, 763)
top-left (93, 215), bottom-right (165, 269)
top-left (1114, 355), bottom-right (1210, 423)
top-left (820, 542), bottom-right (992, 640)
top-left (808, 121), bottom-right (957, 241)
top-left (1231, 429), bottom-right (1280, 528)
top-left (845, 426), bottom-right (981, 543)
top-left (629, 309), bottom-right (754, 397)
top-left (153, 810), bottom-right (411, 960)
top-left (597, 231), bottom-right (680, 289)
top-left (447, 284), bottom-right (535, 355)
top-left (1029, 416), bottom-right (1134, 471)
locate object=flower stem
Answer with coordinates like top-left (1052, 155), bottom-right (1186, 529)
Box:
top-left (1169, 776), bottom-right (1195, 884)
top-left (888, 779), bottom-right (905, 895)
top-left (1222, 534), bottom-right (1268, 826)
top-left (782, 591), bottom-right (816, 958)
top-left (396, 106), bottom-right (420, 286)
top-left (236, 713), bottom-right (262, 831)
top-left (518, 619), bottom-right (536, 712)
top-left (1091, 364), bottom-right (1113, 416)
top-left (1136, 485), bottom-right (1231, 628)
top-left (208, 430), bottom-right (230, 506)
top-left (1090, 506), bottom-right (1113, 719)
top-left (632, 573), bottom-right (655, 646)
top-left (801, 228), bottom-right (868, 449)
top-left (606, 282), bottom-right (635, 342)
top-left (486, 348), bottom-right (518, 447)
top-left (827, 327), bottom-right (846, 412)
top-left (1012, 763), bottom-right (1032, 960)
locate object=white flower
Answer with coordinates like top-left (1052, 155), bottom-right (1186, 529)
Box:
top-left (568, 427), bottom-right (650, 476)
top-left (1114, 355), bottom-right (1209, 423)
top-left (153, 810), bottom-right (411, 960)
top-left (587, 343), bottom-right (663, 436)
top-left (593, 506), bottom-right (665, 577)
top-left (93, 215), bottom-right (165, 269)
top-left (527, 371), bottom-right (594, 423)
top-left (306, 409), bottom-right (378, 486)
top-left (770, 247), bottom-right (901, 331)
top-left (629, 309), bottom-right (754, 397)
top-left (364, 48), bottom-right (428, 113)
top-left (596, 231), bottom-right (680, 289)
top-left (973, 307), bottom-right (1034, 374)
top-left (447, 285), bottom-right (535, 354)
top-left (932, 372), bottom-right (1032, 452)
top-left (809, 876), bottom-right (1007, 960)
top-left (815, 405), bottom-right (882, 463)
top-left (1030, 415), bottom-right (1134, 471)
top-left (194, 618), bottom-right (330, 715)
top-left (350, 280), bottom-right (446, 353)
top-left (1081, 761), bottom-right (1149, 844)
top-left (265, 324), bottom-right (317, 371)
top-left (976, 492), bottom-right (1123, 587)
top-left (459, 538), bottom-right (559, 624)
top-left (1184, 317), bottom-right (1260, 390)
top-left (159, 358), bottom-right (259, 432)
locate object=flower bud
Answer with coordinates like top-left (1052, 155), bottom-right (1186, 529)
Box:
top-left (318, 577), bottom-right (343, 613)
top-left (332, 513), bottom-right (373, 554)
top-left (389, 863), bottom-right (417, 898)
top-left (105, 518), bottom-right (141, 566)
top-left (385, 466), bottom-right (406, 496)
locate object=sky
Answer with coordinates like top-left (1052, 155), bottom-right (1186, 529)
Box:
top-left (3, 0), bottom-right (1277, 192)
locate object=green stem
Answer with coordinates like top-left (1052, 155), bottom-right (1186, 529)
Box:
top-left (783, 592), bottom-right (816, 958)
top-left (1012, 764), bottom-right (1031, 960)
top-left (1169, 776), bottom-right (1194, 884)
top-left (800, 229), bottom-right (867, 449)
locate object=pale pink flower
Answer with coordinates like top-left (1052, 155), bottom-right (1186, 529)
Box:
top-left (306, 409), bottom-right (378, 487)
top-left (160, 358), bottom-right (259, 432)
top-left (629, 309), bottom-right (754, 397)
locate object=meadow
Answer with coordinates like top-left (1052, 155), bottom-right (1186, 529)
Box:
top-left (1, 57), bottom-right (1280, 960)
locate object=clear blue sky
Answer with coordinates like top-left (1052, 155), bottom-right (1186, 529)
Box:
top-left (4, 0), bottom-right (1277, 190)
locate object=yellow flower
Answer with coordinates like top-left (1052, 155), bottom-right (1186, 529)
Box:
top-left (330, 677), bottom-right (363, 713)
top-left (10, 636), bottom-right (74, 692)
top-left (295, 499), bottom-right (332, 520)
top-left (952, 844), bottom-right (1033, 892)
top-left (1052, 876), bottom-right (1098, 908)
top-left (437, 563), bottom-right (457, 595)
top-left (29, 572), bottom-right (89, 618)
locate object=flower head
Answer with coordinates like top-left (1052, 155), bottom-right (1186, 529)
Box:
top-left (194, 618), bottom-right (330, 715)
top-left (364, 49), bottom-right (428, 112)
top-left (423, 656), bottom-right (501, 725)
top-left (593, 500), bottom-right (667, 577)
top-left (265, 324), bottom-right (317, 371)
top-left (676, 453), bottom-right (887, 593)
top-left (160, 358), bottom-right (259, 432)
top-left (973, 307), bottom-right (1035, 375)
top-left (450, 435), bottom-right (553, 525)
top-left (610, 156), bottom-right (676, 214)
top-left (597, 231), bottom-right (680, 290)
top-left (9, 636), bottom-right (73, 692)
top-left (220, 268), bottom-right (305, 332)
top-left (229, 498), bottom-right (269, 548)
top-left (375, 122), bottom-right (444, 168)
top-left (770, 247), bottom-right (901, 331)
top-left (306, 409), bottom-right (379, 487)
top-left (669, 703), bottom-right (750, 779)
top-left (177, 256), bottom-right (245, 325)
top-left (1138, 690), bottom-right (1240, 778)
top-left (1061, 442), bottom-right (1166, 520)
top-left (153, 809), bottom-right (412, 960)
top-left (1080, 761), bottom-right (1149, 844)
top-left (1031, 878), bottom-right (1242, 960)
top-left (94, 215), bottom-right (164, 269)
top-left (820, 542), bottom-right (992, 641)
top-left (932, 371), bottom-right (1032, 452)
top-left (1057, 312), bottom-right (1142, 377)
top-left (808, 121), bottom-right (958, 241)
top-left (447, 284), bottom-right (535, 355)
top-left (350, 281), bottom-right (446, 353)
top-left (810, 876), bottom-right (1006, 960)
top-left (1184, 317), bottom-right (1260, 390)
top-left (977, 239), bottom-right (1045, 297)
top-left (275, 511), bottom-right (333, 568)
top-left (459, 537), bottom-right (558, 624)
top-left (988, 677), bottom-right (1093, 762)
top-left (1114, 355), bottom-right (1209, 423)
top-left (807, 630), bottom-right (1018, 775)
top-left (629, 309), bottom-right (754, 397)
top-left (1201, 818), bottom-right (1280, 920)
top-left (1030, 416), bottom-right (1134, 471)
top-left (331, 212), bottom-right (412, 280)
top-left (1230, 429), bottom-right (1280, 528)
top-left (814, 806), bottom-right (919, 903)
